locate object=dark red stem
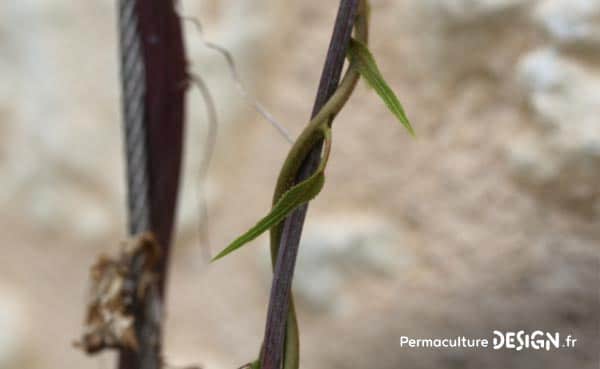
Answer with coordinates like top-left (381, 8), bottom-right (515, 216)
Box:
top-left (260, 2), bottom-right (359, 369)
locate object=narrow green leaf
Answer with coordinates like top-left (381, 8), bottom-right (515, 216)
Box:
top-left (347, 39), bottom-right (415, 136)
top-left (212, 172), bottom-right (325, 262)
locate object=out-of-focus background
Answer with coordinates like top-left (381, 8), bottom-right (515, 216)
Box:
top-left (0, 0), bottom-right (599, 368)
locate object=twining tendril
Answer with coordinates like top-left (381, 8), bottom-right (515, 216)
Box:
top-left (211, 0), bottom-right (413, 368)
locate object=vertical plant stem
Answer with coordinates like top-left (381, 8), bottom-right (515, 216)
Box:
top-left (261, 2), bottom-right (359, 369)
top-left (117, 1), bottom-right (187, 369)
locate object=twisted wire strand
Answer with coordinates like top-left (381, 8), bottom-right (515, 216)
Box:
top-left (119, 0), bottom-right (151, 234)
top-left (117, 3), bottom-right (171, 369)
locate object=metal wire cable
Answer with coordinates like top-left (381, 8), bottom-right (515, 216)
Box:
top-left (119, 0), bottom-right (151, 235)
top-left (118, 4), bottom-right (157, 369)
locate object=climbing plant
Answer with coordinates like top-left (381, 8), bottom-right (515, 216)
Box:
top-left (77, 2), bottom-right (412, 369)
top-left (212, 1), bottom-right (413, 369)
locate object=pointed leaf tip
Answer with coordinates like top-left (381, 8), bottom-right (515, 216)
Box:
top-left (212, 172), bottom-right (326, 262)
top-left (347, 39), bottom-right (415, 136)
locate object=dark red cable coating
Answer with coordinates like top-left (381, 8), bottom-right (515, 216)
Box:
top-left (118, 1), bottom-right (186, 369)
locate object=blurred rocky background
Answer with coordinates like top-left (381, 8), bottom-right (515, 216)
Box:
top-left (0, 0), bottom-right (598, 368)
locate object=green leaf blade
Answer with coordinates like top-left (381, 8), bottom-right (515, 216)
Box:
top-left (212, 172), bottom-right (326, 262)
top-left (348, 39), bottom-right (415, 136)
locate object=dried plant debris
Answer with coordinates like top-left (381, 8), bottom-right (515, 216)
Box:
top-left (76, 232), bottom-right (161, 354)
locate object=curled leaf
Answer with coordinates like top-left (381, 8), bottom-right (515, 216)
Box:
top-left (212, 172), bottom-right (325, 262)
top-left (347, 39), bottom-right (414, 136)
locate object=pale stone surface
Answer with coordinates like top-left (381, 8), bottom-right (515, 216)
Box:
top-left (416, 0), bottom-right (537, 82)
top-left (534, 0), bottom-right (600, 50)
top-left (282, 214), bottom-right (405, 313)
top-left (510, 6), bottom-right (600, 210)
top-left (422, 0), bottom-right (529, 25)
top-left (0, 285), bottom-right (27, 369)
top-left (517, 48), bottom-right (600, 133)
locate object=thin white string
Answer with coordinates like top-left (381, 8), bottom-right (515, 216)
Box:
top-left (187, 73), bottom-right (217, 262)
top-left (176, 8), bottom-right (294, 144)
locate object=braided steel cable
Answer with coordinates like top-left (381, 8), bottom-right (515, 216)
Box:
top-left (119, 0), bottom-right (151, 235)
top-left (118, 2), bottom-right (160, 369)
